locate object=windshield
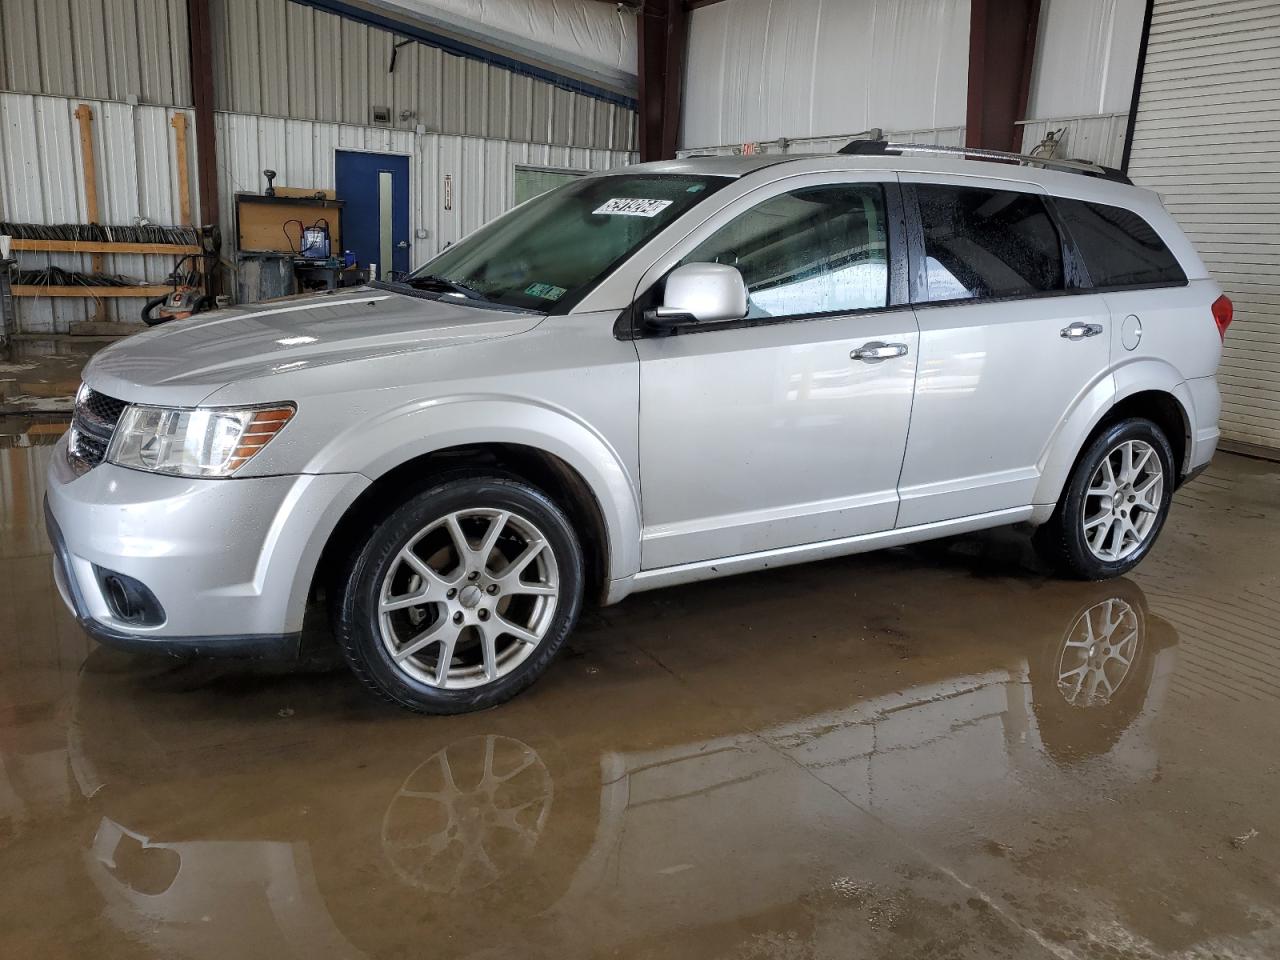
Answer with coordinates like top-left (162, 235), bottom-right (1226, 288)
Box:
top-left (406, 173), bottom-right (730, 312)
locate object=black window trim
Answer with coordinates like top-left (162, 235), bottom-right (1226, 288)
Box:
top-left (1043, 194), bottom-right (1091, 290)
top-left (618, 180), bottom-right (912, 340)
top-left (1077, 278), bottom-right (1189, 295)
top-left (901, 182), bottom-right (1190, 309)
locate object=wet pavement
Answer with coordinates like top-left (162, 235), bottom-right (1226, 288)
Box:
top-left (0, 337), bottom-right (98, 416)
top-left (2, 419), bottom-right (1279, 959)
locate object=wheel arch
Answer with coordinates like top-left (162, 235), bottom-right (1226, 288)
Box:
top-left (1033, 363), bottom-right (1194, 520)
top-left (312, 440), bottom-right (624, 610)
top-left (1107, 389), bottom-right (1189, 478)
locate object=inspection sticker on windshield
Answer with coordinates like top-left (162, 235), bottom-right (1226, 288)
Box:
top-left (593, 198), bottom-right (673, 217)
top-left (525, 282), bottom-right (566, 301)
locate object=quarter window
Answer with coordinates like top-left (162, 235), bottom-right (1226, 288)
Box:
top-left (681, 183), bottom-right (889, 319)
top-left (916, 185), bottom-right (1065, 302)
top-left (1052, 198), bottom-right (1186, 288)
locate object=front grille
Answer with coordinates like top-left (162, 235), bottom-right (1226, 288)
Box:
top-left (79, 389), bottom-right (126, 430)
top-left (68, 387), bottom-right (126, 472)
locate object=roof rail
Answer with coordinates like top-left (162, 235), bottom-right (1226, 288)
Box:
top-left (836, 139), bottom-right (1132, 184)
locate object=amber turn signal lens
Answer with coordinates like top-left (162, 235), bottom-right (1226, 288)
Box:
top-left (227, 406), bottom-right (296, 470)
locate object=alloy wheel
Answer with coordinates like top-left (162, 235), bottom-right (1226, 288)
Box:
top-left (1082, 439), bottom-right (1164, 562)
top-left (377, 508), bottom-right (560, 689)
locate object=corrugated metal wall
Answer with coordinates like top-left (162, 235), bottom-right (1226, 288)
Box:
top-left (0, 0), bottom-right (192, 106)
top-left (210, 0), bottom-right (636, 151)
top-left (216, 111), bottom-right (635, 265)
top-left (2, 97), bottom-right (635, 334)
top-left (1018, 113), bottom-right (1128, 168)
top-left (680, 0), bottom-right (970, 151)
top-left (0, 0), bottom-right (638, 334)
top-left (414, 133), bottom-right (636, 258)
top-left (0, 0), bottom-right (637, 149)
top-left (1127, 0), bottom-right (1280, 452)
top-left (215, 112), bottom-right (417, 252)
top-left (0, 92), bottom-right (197, 332)
top-left (1020, 0), bottom-right (1144, 165)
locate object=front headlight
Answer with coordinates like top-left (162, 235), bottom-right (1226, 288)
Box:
top-left (107, 403), bottom-right (295, 478)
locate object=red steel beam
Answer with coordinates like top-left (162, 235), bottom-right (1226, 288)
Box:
top-left (187, 0), bottom-right (220, 228)
top-left (966, 0), bottom-right (1042, 153)
top-left (637, 0), bottom-right (688, 161)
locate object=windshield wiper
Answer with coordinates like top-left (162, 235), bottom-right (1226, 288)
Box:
top-left (404, 274), bottom-right (489, 302)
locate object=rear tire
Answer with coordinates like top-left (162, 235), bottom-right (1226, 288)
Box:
top-left (1034, 417), bottom-right (1175, 580)
top-left (334, 475), bottom-right (584, 714)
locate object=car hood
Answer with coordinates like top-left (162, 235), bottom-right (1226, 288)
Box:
top-left (83, 287), bottom-right (545, 406)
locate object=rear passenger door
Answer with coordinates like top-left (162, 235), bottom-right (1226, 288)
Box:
top-left (895, 178), bottom-right (1112, 527)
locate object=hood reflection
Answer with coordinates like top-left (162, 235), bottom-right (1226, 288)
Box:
top-left (63, 577), bottom-right (1178, 958)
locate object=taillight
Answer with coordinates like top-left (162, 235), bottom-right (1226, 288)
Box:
top-left (1212, 294), bottom-right (1233, 340)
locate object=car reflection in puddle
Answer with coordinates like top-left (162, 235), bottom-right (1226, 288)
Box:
top-left (72, 578), bottom-right (1177, 958)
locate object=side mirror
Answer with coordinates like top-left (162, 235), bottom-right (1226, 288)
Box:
top-left (644, 262), bottom-right (748, 331)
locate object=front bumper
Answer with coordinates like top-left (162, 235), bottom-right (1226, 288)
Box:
top-left (45, 433), bottom-right (369, 658)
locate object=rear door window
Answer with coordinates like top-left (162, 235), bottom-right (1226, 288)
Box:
top-left (1052, 198), bottom-right (1187, 288)
top-left (915, 185), bottom-right (1065, 302)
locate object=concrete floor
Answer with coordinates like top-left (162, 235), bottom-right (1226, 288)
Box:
top-left (2, 419), bottom-right (1279, 960)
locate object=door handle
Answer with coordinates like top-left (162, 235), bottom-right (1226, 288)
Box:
top-left (851, 341), bottom-right (909, 363)
top-left (1060, 322), bottom-right (1104, 340)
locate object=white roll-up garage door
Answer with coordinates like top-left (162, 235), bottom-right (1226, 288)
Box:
top-left (1127, 0), bottom-right (1280, 452)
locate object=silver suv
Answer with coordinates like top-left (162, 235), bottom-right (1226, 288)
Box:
top-left (46, 147), bottom-right (1229, 713)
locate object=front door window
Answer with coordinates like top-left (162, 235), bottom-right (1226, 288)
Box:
top-left (680, 184), bottom-right (890, 320)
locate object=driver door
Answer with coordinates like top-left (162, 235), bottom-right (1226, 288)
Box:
top-left (634, 173), bottom-right (919, 570)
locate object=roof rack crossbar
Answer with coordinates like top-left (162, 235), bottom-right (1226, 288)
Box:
top-left (836, 139), bottom-right (1131, 184)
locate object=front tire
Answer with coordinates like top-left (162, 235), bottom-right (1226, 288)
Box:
top-left (335, 476), bottom-right (584, 714)
top-left (1034, 417), bottom-right (1175, 580)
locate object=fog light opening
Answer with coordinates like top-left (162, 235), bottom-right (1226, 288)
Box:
top-left (92, 566), bottom-right (166, 627)
top-left (104, 576), bottom-right (136, 621)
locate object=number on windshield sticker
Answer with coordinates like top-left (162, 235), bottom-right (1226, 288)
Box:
top-left (592, 198), bottom-right (674, 218)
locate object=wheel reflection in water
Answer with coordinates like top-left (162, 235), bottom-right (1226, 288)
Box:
top-left (1056, 597), bottom-right (1141, 707)
top-left (380, 735), bottom-right (553, 894)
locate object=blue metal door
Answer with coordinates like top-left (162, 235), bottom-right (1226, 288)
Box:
top-left (334, 151), bottom-right (411, 278)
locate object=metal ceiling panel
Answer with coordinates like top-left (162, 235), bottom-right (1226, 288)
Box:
top-left (299, 0), bottom-right (636, 104)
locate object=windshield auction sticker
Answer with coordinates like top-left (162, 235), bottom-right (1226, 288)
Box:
top-left (592, 198), bottom-right (674, 217)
